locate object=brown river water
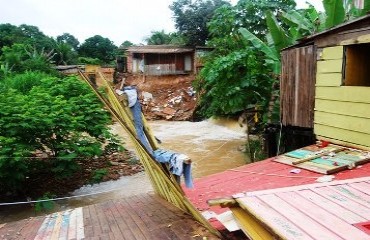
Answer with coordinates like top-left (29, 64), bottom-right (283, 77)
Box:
top-left (0, 119), bottom-right (248, 223)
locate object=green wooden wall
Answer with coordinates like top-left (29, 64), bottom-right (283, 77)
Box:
top-left (314, 46), bottom-right (370, 148)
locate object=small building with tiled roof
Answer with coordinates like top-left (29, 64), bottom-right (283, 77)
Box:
top-left (125, 45), bottom-right (196, 76)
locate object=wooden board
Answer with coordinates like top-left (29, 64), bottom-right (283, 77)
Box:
top-left (319, 46), bottom-right (344, 60)
top-left (314, 124), bottom-right (370, 147)
top-left (274, 145), bottom-right (370, 174)
top-left (315, 86), bottom-right (370, 104)
top-left (235, 178), bottom-right (370, 240)
top-left (315, 99), bottom-right (370, 119)
top-left (315, 111), bottom-right (370, 135)
top-left (280, 45), bottom-right (316, 128)
top-left (315, 73), bottom-right (342, 87)
top-left (317, 59), bottom-right (343, 73)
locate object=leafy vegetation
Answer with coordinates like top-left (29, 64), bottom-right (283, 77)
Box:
top-left (194, 0), bottom-right (295, 121)
top-left (170, 0), bottom-right (230, 46)
top-left (196, 0), bottom-right (370, 123)
top-left (195, 49), bottom-right (272, 117)
top-left (78, 35), bottom-right (118, 64)
top-left (144, 30), bottom-right (186, 45)
top-left (35, 192), bottom-right (56, 212)
top-left (90, 168), bottom-right (108, 184)
top-left (0, 70), bottom-right (121, 193)
top-left (0, 23), bottom-right (121, 65)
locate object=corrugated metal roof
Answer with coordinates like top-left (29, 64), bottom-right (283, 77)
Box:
top-left (126, 45), bottom-right (194, 53)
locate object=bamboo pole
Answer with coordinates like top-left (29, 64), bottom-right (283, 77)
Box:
top-left (78, 71), bottom-right (221, 238)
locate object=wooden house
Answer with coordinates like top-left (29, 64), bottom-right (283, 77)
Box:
top-left (125, 45), bottom-right (195, 76)
top-left (281, 14), bottom-right (370, 150)
top-left (181, 15), bottom-right (370, 240)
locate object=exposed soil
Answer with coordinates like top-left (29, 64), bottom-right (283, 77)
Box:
top-left (117, 74), bottom-right (198, 121)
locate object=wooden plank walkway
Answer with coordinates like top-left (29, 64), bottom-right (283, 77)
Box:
top-left (0, 193), bottom-right (219, 240)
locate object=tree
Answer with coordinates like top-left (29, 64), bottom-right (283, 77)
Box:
top-left (234, 0), bottom-right (296, 39)
top-left (0, 24), bottom-right (55, 54)
top-left (0, 72), bottom-right (120, 192)
top-left (120, 40), bottom-right (134, 48)
top-left (0, 24), bottom-right (24, 52)
top-left (0, 43), bottom-right (57, 74)
top-left (144, 30), bottom-right (172, 45)
top-left (52, 41), bottom-right (78, 65)
top-left (144, 30), bottom-right (186, 45)
top-left (195, 49), bottom-right (272, 117)
top-left (170, 0), bottom-right (230, 46)
top-left (207, 5), bottom-right (245, 56)
top-left (56, 33), bottom-right (80, 50)
top-left (18, 24), bottom-right (55, 51)
top-left (78, 35), bottom-right (117, 64)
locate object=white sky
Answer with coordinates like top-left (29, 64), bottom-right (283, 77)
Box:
top-left (0, 0), bottom-right (323, 46)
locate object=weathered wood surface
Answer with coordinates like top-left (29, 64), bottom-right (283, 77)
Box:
top-left (281, 45), bottom-right (316, 128)
top-left (274, 145), bottom-right (370, 174)
top-left (0, 193), bottom-right (219, 240)
top-left (312, 16), bottom-right (370, 47)
top-left (315, 124), bottom-right (370, 147)
top-left (236, 178), bottom-right (370, 240)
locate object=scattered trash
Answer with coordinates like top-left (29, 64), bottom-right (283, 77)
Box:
top-left (115, 89), bottom-right (124, 95)
top-left (201, 211), bottom-right (217, 220)
top-left (215, 211), bottom-right (241, 232)
top-left (142, 91), bottom-right (153, 101)
top-left (232, 193), bottom-right (245, 198)
top-left (316, 175), bottom-right (335, 183)
top-left (289, 168), bottom-right (301, 174)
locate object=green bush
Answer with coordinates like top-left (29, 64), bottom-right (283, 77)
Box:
top-left (35, 192), bottom-right (56, 212)
top-left (0, 72), bottom-right (121, 193)
top-left (90, 168), bottom-right (108, 184)
top-left (195, 49), bottom-right (273, 118)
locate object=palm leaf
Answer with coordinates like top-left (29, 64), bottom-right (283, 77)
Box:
top-left (265, 10), bottom-right (294, 52)
top-left (324, 0), bottom-right (345, 28)
top-left (239, 28), bottom-right (281, 73)
top-left (282, 10), bottom-right (312, 32)
top-left (239, 28), bottom-right (278, 61)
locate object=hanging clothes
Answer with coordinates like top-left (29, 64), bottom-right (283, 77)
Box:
top-left (123, 86), bottom-right (152, 153)
top-left (153, 149), bottom-right (193, 188)
top-left (122, 86), bottom-right (193, 188)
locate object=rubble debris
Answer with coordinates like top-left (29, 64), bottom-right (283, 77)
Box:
top-left (116, 75), bottom-right (197, 121)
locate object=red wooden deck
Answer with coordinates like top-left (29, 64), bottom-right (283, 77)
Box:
top-left (184, 156), bottom-right (370, 230)
top-left (0, 193), bottom-right (219, 240)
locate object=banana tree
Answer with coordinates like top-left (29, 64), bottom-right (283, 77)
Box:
top-left (239, 10), bottom-right (294, 74)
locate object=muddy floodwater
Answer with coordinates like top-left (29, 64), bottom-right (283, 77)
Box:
top-left (147, 119), bottom-right (249, 178)
top-left (0, 119), bottom-right (248, 223)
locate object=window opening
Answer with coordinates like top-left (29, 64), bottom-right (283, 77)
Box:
top-left (343, 43), bottom-right (370, 86)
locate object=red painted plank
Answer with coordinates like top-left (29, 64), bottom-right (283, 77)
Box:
top-left (349, 181), bottom-right (370, 195)
top-left (312, 186), bottom-right (370, 219)
top-left (257, 194), bottom-right (342, 240)
top-left (330, 184), bottom-right (370, 206)
top-left (237, 197), bottom-right (314, 240)
top-left (297, 189), bottom-right (365, 224)
top-left (277, 191), bottom-right (370, 240)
